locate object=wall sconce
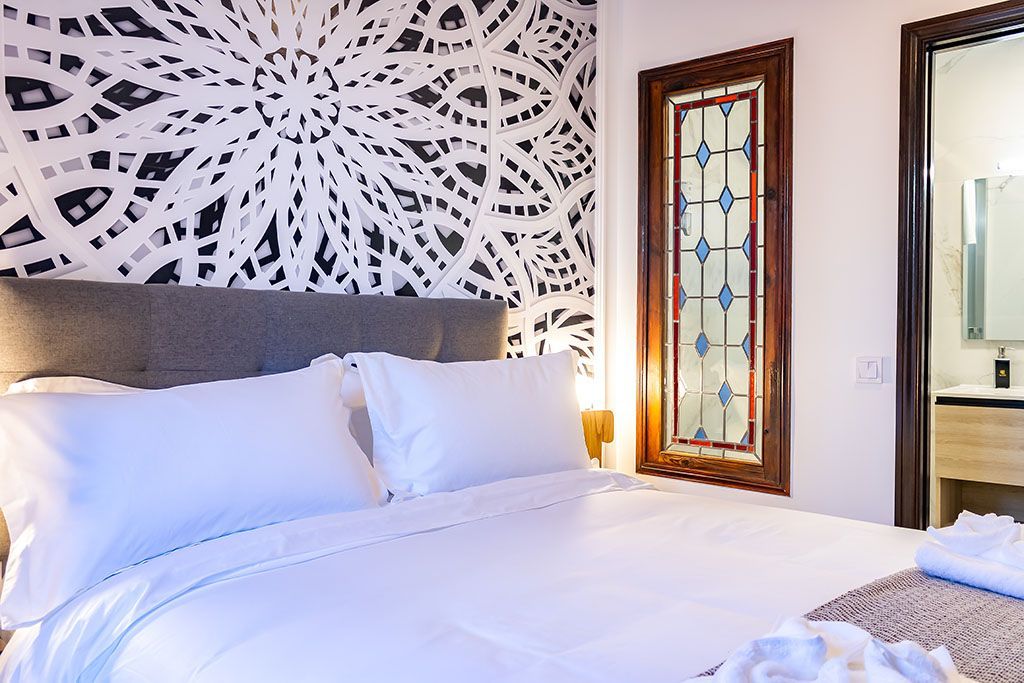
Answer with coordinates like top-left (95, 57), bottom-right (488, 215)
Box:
top-left (581, 409), bottom-right (614, 465)
top-left (576, 373), bottom-right (613, 465)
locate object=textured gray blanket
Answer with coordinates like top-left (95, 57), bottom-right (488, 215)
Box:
top-left (701, 569), bottom-right (1024, 682)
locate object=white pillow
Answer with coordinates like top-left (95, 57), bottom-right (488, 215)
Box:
top-left (311, 354), bottom-right (374, 461)
top-left (5, 369), bottom-right (379, 464)
top-left (346, 350), bottom-right (589, 496)
top-left (0, 359), bottom-right (385, 628)
top-left (4, 376), bottom-right (137, 395)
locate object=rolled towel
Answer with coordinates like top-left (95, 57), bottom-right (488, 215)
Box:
top-left (686, 618), bottom-right (972, 682)
top-left (916, 541), bottom-right (1024, 600)
top-left (916, 510), bottom-right (1024, 598)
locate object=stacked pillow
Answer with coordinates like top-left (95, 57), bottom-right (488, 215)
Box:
top-left (0, 349), bottom-right (589, 629)
top-left (0, 358), bottom-right (383, 628)
top-left (341, 350), bottom-right (590, 496)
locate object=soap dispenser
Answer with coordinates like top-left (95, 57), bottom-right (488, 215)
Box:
top-left (996, 347), bottom-right (1011, 389)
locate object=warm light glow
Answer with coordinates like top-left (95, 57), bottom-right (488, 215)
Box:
top-left (576, 374), bottom-right (596, 410)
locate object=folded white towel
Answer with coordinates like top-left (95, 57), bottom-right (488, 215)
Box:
top-left (994, 537), bottom-right (1024, 571)
top-left (916, 510), bottom-right (1024, 598)
top-left (926, 511), bottom-right (1018, 555)
top-left (686, 618), bottom-right (972, 683)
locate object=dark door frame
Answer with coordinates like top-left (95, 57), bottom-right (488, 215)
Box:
top-left (896, 0), bottom-right (1024, 529)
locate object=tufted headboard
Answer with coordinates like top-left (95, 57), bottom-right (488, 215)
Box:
top-left (0, 277), bottom-right (509, 578)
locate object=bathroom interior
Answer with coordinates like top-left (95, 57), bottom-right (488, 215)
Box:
top-left (929, 29), bottom-right (1024, 526)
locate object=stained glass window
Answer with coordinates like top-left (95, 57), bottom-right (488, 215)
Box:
top-left (638, 40), bottom-right (790, 494)
top-left (662, 80), bottom-right (766, 465)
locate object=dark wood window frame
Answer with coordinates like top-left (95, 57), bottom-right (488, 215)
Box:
top-left (896, 1), bottom-right (1024, 529)
top-left (636, 39), bottom-right (793, 495)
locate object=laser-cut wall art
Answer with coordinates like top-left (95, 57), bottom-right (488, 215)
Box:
top-left (0, 0), bottom-right (597, 370)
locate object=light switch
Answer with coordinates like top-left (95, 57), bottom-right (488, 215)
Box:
top-left (856, 356), bottom-right (883, 384)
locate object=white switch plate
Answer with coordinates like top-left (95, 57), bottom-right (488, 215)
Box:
top-left (856, 356), bottom-right (883, 384)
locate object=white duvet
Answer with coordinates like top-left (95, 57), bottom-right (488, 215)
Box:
top-left (0, 470), bottom-right (922, 682)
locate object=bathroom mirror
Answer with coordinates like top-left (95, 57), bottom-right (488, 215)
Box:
top-left (962, 175), bottom-right (1024, 341)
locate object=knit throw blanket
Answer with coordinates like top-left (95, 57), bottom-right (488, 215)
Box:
top-left (700, 569), bottom-right (1024, 682)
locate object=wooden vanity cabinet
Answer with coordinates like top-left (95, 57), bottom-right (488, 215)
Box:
top-left (933, 399), bottom-right (1024, 526)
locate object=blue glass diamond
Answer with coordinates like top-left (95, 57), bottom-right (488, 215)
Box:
top-left (695, 332), bottom-right (710, 358)
top-left (742, 333), bottom-right (752, 360)
top-left (679, 110), bottom-right (687, 123)
top-left (718, 284), bottom-right (734, 310)
top-left (718, 381), bottom-right (733, 406)
top-left (679, 284), bottom-right (687, 308)
top-left (742, 233), bottom-right (751, 259)
top-left (695, 237), bottom-right (710, 263)
top-left (741, 430), bottom-right (750, 445)
top-left (720, 102), bottom-right (733, 117)
top-left (719, 186), bottom-right (735, 214)
top-left (743, 134), bottom-right (752, 161)
top-left (696, 141), bottom-right (711, 168)
top-left (695, 426), bottom-right (708, 440)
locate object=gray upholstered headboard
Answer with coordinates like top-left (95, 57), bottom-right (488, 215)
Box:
top-left (0, 278), bottom-right (509, 392)
top-left (0, 277), bottom-right (508, 577)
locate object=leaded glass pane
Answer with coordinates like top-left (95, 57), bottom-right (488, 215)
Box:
top-left (663, 79), bottom-right (766, 463)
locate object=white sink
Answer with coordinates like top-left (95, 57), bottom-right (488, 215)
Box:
top-left (933, 384), bottom-right (1024, 400)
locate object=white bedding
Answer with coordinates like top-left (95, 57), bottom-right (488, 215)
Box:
top-left (0, 469), bottom-right (922, 682)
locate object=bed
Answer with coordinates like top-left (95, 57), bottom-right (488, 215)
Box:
top-left (0, 278), bottom-right (937, 681)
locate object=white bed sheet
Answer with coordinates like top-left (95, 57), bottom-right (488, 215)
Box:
top-left (0, 469), bottom-right (922, 682)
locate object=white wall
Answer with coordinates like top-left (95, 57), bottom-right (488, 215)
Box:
top-left (930, 36), bottom-right (1024, 391)
top-left (600, 0), bottom-right (997, 524)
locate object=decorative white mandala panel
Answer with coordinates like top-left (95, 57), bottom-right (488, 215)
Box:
top-left (0, 0), bottom-right (597, 372)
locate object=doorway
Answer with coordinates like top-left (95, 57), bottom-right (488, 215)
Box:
top-left (897, 0), bottom-right (1024, 529)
